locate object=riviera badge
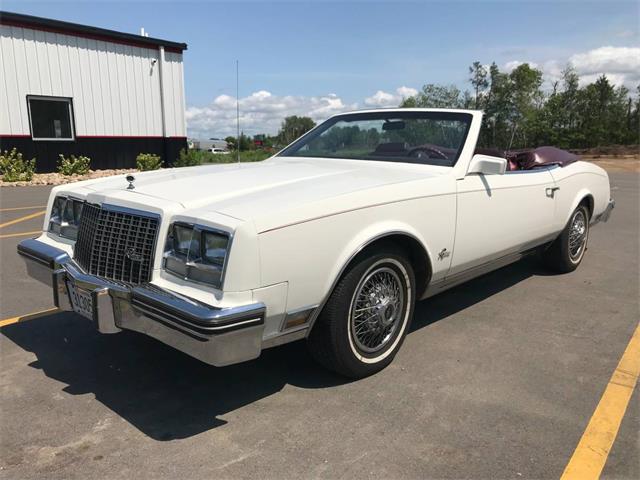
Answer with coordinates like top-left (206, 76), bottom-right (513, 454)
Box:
top-left (124, 247), bottom-right (144, 262)
top-left (438, 248), bottom-right (450, 260)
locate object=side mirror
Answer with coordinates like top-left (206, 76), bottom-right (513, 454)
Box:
top-left (467, 154), bottom-right (507, 175)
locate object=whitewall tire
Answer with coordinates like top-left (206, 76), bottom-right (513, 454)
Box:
top-left (307, 246), bottom-right (416, 378)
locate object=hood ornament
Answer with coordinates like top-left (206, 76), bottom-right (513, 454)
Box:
top-left (126, 174), bottom-right (135, 190)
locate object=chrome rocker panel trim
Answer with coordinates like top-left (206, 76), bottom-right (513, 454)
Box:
top-left (17, 238), bottom-right (266, 367)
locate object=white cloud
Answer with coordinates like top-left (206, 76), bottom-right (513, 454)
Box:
top-left (569, 46), bottom-right (640, 86)
top-left (186, 91), bottom-right (357, 138)
top-left (541, 60), bottom-right (564, 85)
top-left (363, 90), bottom-right (396, 107)
top-left (503, 46), bottom-right (640, 88)
top-left (363, 86), bottom-right (418, 107)
top-left (397, 86), bottom-right (419, 98)
top-left (187, 86), bottom-right (418, 139)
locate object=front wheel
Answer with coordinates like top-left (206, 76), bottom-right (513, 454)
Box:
top-left (542, 204), bottom-right (590, 273)
top-left (307, 247), bottom-right (415, 378)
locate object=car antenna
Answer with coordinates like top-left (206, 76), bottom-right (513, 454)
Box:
top-left (236, 59), bottom-right (240, 164)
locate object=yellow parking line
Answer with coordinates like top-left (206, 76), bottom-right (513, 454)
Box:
top-left (0, 307), bottom-right (59, 328)
top-left (0, 230), bottom-right (42, 239)
top-left (561, 323), bottom-right (640, 480)
top-left (0, 205), bottom-right (46, 212)
top-left (0, 210), bottom-right (45, 229)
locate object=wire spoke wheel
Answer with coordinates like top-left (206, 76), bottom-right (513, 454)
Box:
top-left (568, 210), bottom-right (587, 260)
top-left (542, 203), bottom-right (591, 274)
top-left (308, 250), bottom-right (415, 378)
top-left (349, 266), bottom-right (405, 354)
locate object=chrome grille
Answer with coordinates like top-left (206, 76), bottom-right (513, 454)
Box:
top-left (74, 204), bottom-right (159, 284)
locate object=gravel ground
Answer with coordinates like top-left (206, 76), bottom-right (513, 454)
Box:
top-left (582, 155), bottom-right (639, 173)
top-left (0, 169), bottom-right (137, 187)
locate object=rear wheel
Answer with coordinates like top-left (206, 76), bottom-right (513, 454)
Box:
top-left (543, 204), bottom-right (590, 273)
top-left (307, 247), bottom-right (415, 378)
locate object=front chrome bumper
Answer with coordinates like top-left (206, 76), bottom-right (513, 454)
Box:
top-left (17, 238), bottom-right (266, 366)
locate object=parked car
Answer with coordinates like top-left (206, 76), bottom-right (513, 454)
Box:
top-left (18, 109), bottom-right (614, 378)
top-left (208, 147), bottom-right (230, 154)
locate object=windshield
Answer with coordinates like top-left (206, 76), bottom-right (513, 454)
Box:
top-left (278, 111), bottom-right (473, 166)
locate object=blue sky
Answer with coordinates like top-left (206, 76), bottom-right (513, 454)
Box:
top-left (4, 1), bottom-right (639, 137)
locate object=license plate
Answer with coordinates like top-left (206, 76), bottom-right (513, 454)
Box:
top-left (67, 280), bottom-right (94, 321)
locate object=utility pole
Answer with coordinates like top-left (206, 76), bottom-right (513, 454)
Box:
top-left (236, 60), bottom-right (240, 164)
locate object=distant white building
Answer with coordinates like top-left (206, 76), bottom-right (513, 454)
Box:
top-left (190, 138), bottom-right (229, 151)
top-left (0, 11), bottom-right (188, 171)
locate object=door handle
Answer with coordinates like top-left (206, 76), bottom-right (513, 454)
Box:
top-left (546, 186), bottom-right (560, 197)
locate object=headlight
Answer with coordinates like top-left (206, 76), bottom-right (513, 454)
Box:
top-left (163, 223), bottom-right (231, 289)
top-left (49, 196), bottom-right (83, 240)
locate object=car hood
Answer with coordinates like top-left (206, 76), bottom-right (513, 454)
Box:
top-left (81, 157), bottom-right (448, 228)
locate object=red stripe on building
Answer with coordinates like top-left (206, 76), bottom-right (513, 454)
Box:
top-left (2, 135), bottom-right (187, 139)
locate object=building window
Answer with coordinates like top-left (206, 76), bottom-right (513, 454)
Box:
top-left (27, 96), bottom-right (75, 141)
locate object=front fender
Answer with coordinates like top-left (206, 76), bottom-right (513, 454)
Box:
top-left (257, 190), bottom-right (456, 322)
top-left (326, 222), bottom-right (433, 298)
top-left (305, 222), bottom-right (434, 337)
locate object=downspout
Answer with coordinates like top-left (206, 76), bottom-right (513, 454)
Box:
top-left (158, 46), bottom-right (169, 164)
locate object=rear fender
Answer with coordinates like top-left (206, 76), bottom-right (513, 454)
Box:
top-left (564, 188), bottom-right (594, 225)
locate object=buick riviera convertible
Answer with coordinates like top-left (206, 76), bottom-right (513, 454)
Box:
top-left (18, 109), bottom-right (614, 378)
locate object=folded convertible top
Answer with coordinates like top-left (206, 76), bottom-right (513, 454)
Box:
top-left (506, 146), bottom-right (580, 171)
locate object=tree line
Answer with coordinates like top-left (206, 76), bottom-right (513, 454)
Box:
top-left (224, 115), bottom-right (317, 151)
top-left (402, 62), bottom-right (639, 150)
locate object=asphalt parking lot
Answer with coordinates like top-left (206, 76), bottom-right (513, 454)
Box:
top-left (0, 174), bottom-right (638, 479)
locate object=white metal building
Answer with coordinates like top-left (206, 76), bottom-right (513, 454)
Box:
top-left (0, 11), bottom-right (187, 171)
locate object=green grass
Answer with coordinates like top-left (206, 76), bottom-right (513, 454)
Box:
top-left (201, 150), bottom-right (272, 164)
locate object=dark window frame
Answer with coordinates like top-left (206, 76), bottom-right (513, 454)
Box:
top-left (26, 95), bottom-right (76, 141)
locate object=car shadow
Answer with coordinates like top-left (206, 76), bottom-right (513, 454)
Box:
top-left (2, 312), bottom-right (344, 440)
top-left (2, 256), bottom-right (546, 440)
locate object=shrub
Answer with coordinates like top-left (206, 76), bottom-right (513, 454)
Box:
top-left (174, 148), bottom-right (203, 167)
top-left (0, 148), bottom-right (36, 182)
top-left (238, 150), bottom-right (272, 162)
top-left (57, 154), bottom-right (91, 176)
top-left (201, 150), bottom-right (271, 164)
top-left (136, 153), bottom-right (162, 171)
top-left (172, 148), bottom-right (271, 167)
top-left (203, 153), bottom-right (235, 164)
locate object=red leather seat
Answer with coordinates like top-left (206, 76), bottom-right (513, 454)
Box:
top-left (374, 142), bottom-right (409, 155)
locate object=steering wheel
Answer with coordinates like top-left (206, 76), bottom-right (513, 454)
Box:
top-left (407, 146), bottom-right (448, 161)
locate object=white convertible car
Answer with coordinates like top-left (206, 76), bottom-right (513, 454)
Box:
top-left (18, 109), bottom-right (614, 378)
